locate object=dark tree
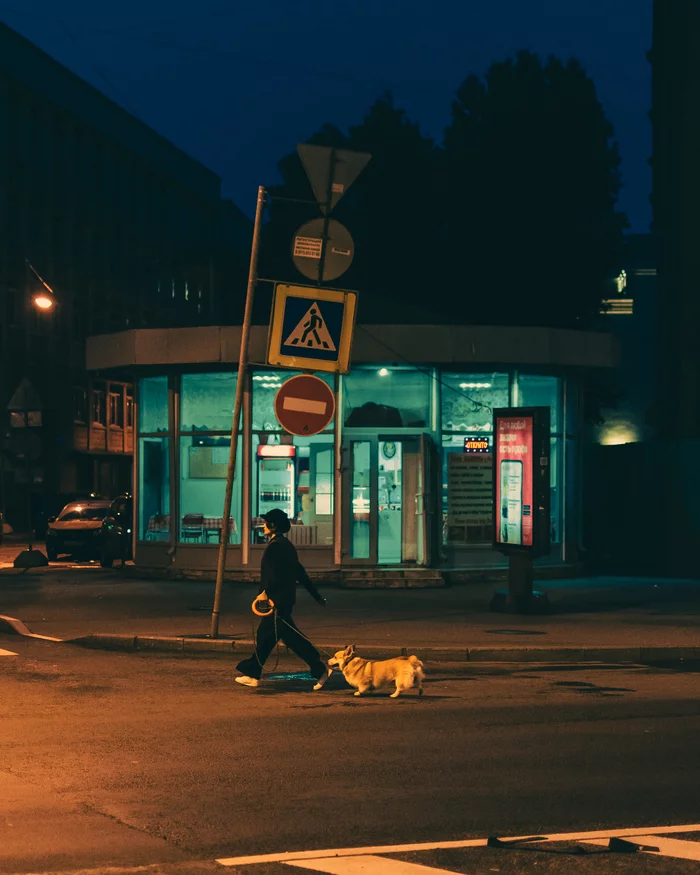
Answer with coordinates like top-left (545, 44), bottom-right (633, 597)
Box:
top-left (444, 51), bottom-right (627, 327)
top-left (259, 95), bottom-right (444, 323)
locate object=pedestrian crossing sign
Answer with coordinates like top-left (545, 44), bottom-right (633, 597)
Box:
top-left (267, 283), bottom-right (357, 373)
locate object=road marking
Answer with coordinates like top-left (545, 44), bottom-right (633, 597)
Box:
top-left (584, 835), bottom-right (700, 861)
top-left (216, 823), bottom-right (700, 866)
top-left (289, 856), bottom-right (455, 874)
top-left (0, 647), bottom-right (18, 656)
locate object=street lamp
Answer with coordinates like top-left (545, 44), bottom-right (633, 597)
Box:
top-left (26, 259), bottom-right (56, 312)
top-left (32, 290), bottom-right (54, 310)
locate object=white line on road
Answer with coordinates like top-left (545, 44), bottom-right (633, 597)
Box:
top-left (584, 835), bottom-right (700, 861)
top-left (216, 823), bottom-right (700, 866)
top-left (0, 647), bottom-right (18, 656)
top-left (288, 856), bottom-right (455, 874)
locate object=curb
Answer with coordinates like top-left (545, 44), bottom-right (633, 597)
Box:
top-left (65, 634), bottom-right (700, 664)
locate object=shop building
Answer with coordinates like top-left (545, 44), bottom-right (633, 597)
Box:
top-left (87, 323), bottom-right (616, 581)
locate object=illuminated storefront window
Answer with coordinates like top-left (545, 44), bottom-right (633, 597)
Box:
top-left (440, 373), bottom-right (508, 547)
top-left (251, 370), bottom-right (334, 547)
top-left (178, 373), bottom-right (241, 544)
top-left (344, 366), bottom-right (432, 428)
top-left (138, 436), bottom-right (170, 541)
top-left (180, 373), bottom-right (236, 432)
top-left (440, 372), bottom-right (564, 553)
top-left (137, 376), bottom-right (171, 541)
top-left (138, 376), bottom-right (168, 434)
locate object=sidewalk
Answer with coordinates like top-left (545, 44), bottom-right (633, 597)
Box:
top-left (1, 561), bottom-right (699, 662)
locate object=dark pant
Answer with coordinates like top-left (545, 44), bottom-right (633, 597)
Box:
top-left (236, 610), bottom-right (326, 680)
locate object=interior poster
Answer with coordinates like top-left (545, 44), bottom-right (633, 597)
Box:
top-left (447, 453), bottom-right (493, 534)
top-left (495, 414), bottom-right (534, 547)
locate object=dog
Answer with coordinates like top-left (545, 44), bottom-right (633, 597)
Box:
top-left (327, 644), bottom-right (425, 698)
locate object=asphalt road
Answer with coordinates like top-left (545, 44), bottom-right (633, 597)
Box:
top-left (1, 635), bottom-right (699, 875)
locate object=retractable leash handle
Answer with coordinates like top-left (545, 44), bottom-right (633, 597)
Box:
top-left (252, 592), bottom-right (275, 617)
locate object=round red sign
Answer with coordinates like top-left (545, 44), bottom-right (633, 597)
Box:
top-left (274, 375), bottom-right (336, 436)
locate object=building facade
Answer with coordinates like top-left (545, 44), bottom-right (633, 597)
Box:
top-left (87, 323), bottom-right (617, 580)
top-left (641, 1), bottom-right (700, 575)
top-left (0, 22), bottom-right (246, 530)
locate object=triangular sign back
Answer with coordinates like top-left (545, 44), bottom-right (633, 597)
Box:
top-left (298, 144), bottom-right (371, 215)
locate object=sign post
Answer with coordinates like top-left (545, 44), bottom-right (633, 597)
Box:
top-left (491, 407), bottom-right (551, 613)
top-left (210, 185), bottom-right (266, 639)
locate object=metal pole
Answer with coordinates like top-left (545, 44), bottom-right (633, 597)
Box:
top-left (210, 185), bottom-right (266, 638)
top-left (316, 149), bottom-right (336, 287)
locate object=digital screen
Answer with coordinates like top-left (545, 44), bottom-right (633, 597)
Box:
top-left (494, 414), bottom-right (534, 547)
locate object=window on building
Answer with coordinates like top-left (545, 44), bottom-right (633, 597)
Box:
top-left (73, 386), bottom-right (88, 423)
top-left (177, 373), bottom-right (241, 545)
top-left (109, 389), bottom-right (124, 427)
top-left (138, 376), bottom-right (169, 433)
top-left (441, 372), bottom-right (509, 433)
top-left (251, 370), bottom-right (334, 547)
top-left (344, 367), bottom-right (432, 428)
top-left (180, 373), bottom-right (236, 432)
top-left (138, 437), bottom-right (170, 541)
top-left (126, 392), bottom-right (134, 428)
top-left (514, 374), bottom-right (560, 431)
top-left (251, 433), bottom-right (334, 546)
top-left (92, 386), bottom-right (106, 426)
top-left (178, 435), bottom-right (242, 545)
top-left (440, 372), bottom-right (564, 553)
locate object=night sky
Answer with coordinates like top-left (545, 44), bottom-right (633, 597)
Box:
top-left (1, 1), bottom-right (651, 231)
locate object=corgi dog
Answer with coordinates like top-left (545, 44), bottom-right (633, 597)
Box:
top-left (327, 644), bottom-right (425, 698)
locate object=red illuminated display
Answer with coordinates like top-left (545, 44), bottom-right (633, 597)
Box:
top-left (494, 414), bottom-right (534, 547)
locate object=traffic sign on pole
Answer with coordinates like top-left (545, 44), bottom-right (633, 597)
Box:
top-left (297, 144), bottom-right (371, 215)
top-left (267, 283), bottom-right (357, 374)
top-left (292, 218), bottom-right (354, 282)
top-left (274, 375), bottom-right (336, 436)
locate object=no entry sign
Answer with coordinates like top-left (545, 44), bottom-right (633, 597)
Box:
top-left (274, 375), bottom-right (335, 436)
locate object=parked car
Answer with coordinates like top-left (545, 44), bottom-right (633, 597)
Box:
top-left (100, 494), bottom-right (133, 568)
top-left (45, 499), bottom-right (112, 561)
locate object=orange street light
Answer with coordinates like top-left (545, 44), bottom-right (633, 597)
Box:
top-left (33, 291), bottom-right (54, 310)
top-left (26, 259), bottom-right (57, 312)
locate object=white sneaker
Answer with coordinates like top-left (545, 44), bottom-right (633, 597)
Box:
top-left (235, 675), bottom-right (260, 688)
top-left (313, 668), bottom-right (333, 691)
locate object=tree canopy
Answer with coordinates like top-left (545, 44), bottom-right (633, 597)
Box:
top-left (260, 51), bottom-right (627, 329)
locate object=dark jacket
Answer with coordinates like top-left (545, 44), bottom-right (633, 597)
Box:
top-left (260, 534), bottom-right (323, 612)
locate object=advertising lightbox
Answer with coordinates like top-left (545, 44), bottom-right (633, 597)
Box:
top-left (493, 407), bottom-right (550, 556)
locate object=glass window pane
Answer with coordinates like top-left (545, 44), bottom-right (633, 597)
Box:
top-left (138, 437), bottom-right (170, 540)
top-left (549, 436), bottom-right (561, 545)
top-left (179, 435), bottom-right (242, 544)
top-left (344, 367), bottom-right (431, 428)
top-left (441, 373), bottom-right (509, 433)
top-left (138, 376), bottom-right (169, 434)
top-left (441, 434), bottom-right (494, 546)
top-left (251, 433), bottom-right (334, 546)
top-left (180, 372), bottom-right (237, 432)
top-left (350, 440), bottom-right (371, 558)
top-left (252, 370), bottom-right (334, 431)
top-left (516, 375), bottom-right (560, 432)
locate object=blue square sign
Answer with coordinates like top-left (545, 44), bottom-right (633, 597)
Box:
top-left (267, 284), bottom-right (357, 373)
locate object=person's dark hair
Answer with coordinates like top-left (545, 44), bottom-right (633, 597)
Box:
top-left (262, 508), bottom-right (291, 534)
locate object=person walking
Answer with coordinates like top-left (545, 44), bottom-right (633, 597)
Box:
top-left (235, 508), bottom-right (332, 690)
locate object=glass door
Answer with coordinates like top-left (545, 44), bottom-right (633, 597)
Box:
top-left (343, 435), bottom-right (435, 565)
